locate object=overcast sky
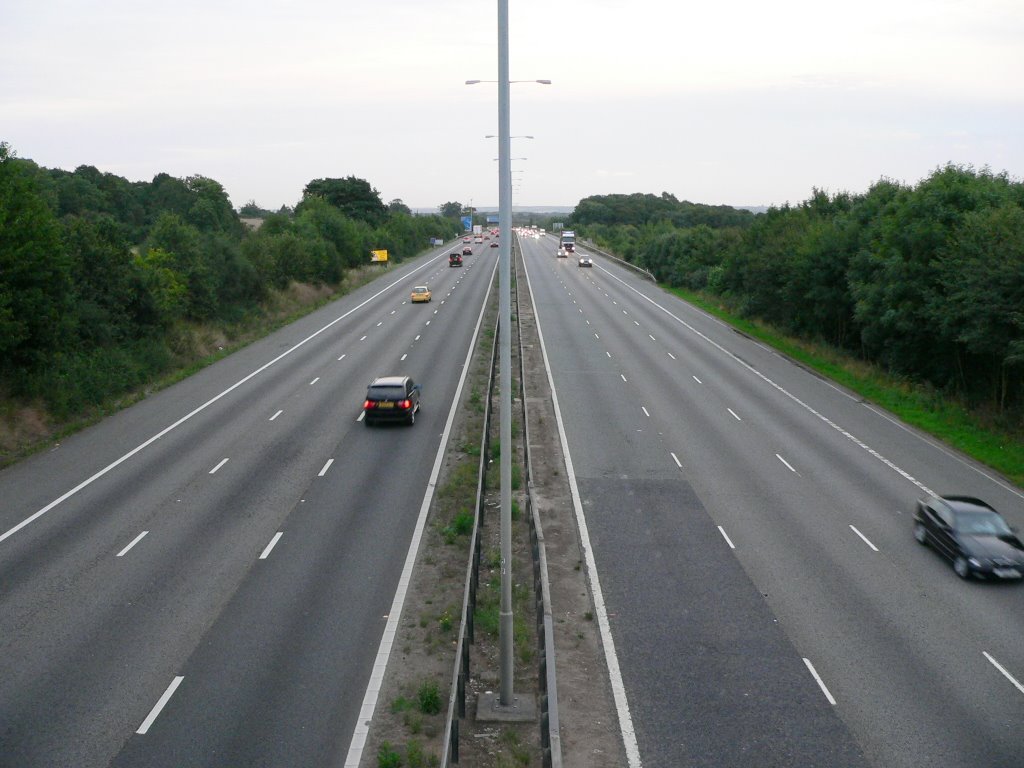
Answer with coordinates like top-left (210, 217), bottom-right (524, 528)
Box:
top-left (4, 0), bottom-right (1022, 211)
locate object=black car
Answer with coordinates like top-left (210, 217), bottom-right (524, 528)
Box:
top-left (462, 246), bottom-right (473, 256)
top-left (363, 376), bottom-right (421, 426)
top-left (913, 495), bottom-right (1024, 580)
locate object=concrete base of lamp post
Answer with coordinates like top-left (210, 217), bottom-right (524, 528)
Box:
top-left (475, 691), bottom-right (537, 723)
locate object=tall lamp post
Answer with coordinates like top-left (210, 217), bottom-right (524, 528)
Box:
top-left (466, 7), bottom-right (551, 713)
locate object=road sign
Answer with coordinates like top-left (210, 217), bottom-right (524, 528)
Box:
top-left (370, 249), bottom-right (388, 263)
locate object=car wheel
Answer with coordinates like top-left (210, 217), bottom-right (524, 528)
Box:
top-left (953, 556), bottom-right (970, 579)
top-left (407, 410), bottom-right (415, 426)
top-left (913, 522), bottom-right (928, 545)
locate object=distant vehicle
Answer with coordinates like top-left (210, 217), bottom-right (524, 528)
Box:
top-left (559, 229), bottom-right (575, 253)
top-left (489, 241), bottom-right (498, 248)
top-left (462, 237), bottom-right (471, 243)
top-left (462, 245), bottom-right (473, 255)
top-left (556, 248), bottom-right (567, 258)
top-left (578, 256), bottom-right (593, 267)
top-left (474, 238), bottom-right (483, 244)
top-left (483, 235), bottom-right (490, 240)
top-left (363, 375), bottom-right (420, 426)
top-left (410, 285), bottom-right (432, 303)
top-left (914, 495), bottom-right (1024, 580)
top-left (449, 252), bottom-right (463, 267)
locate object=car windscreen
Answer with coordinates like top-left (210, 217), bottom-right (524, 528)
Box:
top-left (368, 386), bottom-right (406, 401)
top-left (955, 511), bottom-right (1012, 536)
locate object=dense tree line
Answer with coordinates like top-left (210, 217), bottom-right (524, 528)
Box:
top-left (0, 143), bottom-right (459, 419)
top-left (574, 167), bottom-right (1024, 415)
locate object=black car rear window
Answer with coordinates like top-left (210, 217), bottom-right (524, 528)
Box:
top-left (368, 386), bottom-right (405, 400)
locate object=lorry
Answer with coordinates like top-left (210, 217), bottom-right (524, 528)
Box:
top-left (559, 230), bottom-right (576, 253)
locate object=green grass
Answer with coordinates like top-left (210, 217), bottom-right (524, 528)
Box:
top-left (667, 285), bottom-right (1024, 488)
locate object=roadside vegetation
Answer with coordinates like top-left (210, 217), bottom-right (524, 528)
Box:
top-left (0, 142), bottom-right (461, 464)
top-left (572, 167), bottom-right (1024, 485)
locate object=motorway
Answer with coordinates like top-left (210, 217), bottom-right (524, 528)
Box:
top-left (0, 241), bottom-right (496, 767)
top-left (520, 233), bottom-right (1024, 767)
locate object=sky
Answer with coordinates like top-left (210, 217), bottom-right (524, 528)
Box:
top-left (3, 0), bottom-right (1022, 211)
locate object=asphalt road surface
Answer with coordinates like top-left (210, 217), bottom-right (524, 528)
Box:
top-left (521, 232), bottom-right (1024, 768)
top-left (0, 241), bottom-right (496, 767)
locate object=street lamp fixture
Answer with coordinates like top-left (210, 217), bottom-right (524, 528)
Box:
top-left (466, 79), bottom-right (551, 85)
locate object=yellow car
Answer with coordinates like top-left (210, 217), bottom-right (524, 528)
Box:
top-left (410, 285), bottom-right (432, 303)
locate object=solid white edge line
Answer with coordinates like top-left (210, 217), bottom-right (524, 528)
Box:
top-left (117, 530), bottom-right (149, 557)
top-left (776, 454), bottom-right (797, 473)
top-left (356, 412), bottom-right (365, 422)
top-left (318, 459), bottom-right (334, 477)
top-left (522, 248), bottom-right (643, 767)
top-left (269, 410), bottom-right (283, 421)
top-left (670, 452), bottom-right (682, 468)
top-left (592, 264), bottom-right (937, 498)
top-left (259, 531), bottom-right (283, 559)
top-left (343, 255), bottom-right (499, 767)
top-left (717, 525), bottom-right (736, 549)
top-left (803, 658), bottom-right (836, 705)
top-left (136, 676), bottom-right (184, 734)
top-left (849, 524), bottom-right (879, 552)
top-left (982, 651), bottom-right (1024, 695)
top-left (209, 458), bottom-right (229, 475)
top-left (0, 256), bottom-right (442, 547)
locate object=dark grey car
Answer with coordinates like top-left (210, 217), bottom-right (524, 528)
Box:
top-left (363, 375), bottom-right (421, 426)
top-left (914, 495), bottom-right (1024, 580)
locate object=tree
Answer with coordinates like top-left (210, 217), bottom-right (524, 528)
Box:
top-left (437, 201), bottom-right (463, 219)
top-left (0, 143), bottom-right (75, 370)
top-left (301, 176), bottom-right (387, 225)
top-left (388, 198), bottom-right (412, 216)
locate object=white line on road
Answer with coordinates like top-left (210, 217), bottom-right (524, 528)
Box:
top-left (337, 354), bottom-right (346, 361)
top-left (269, 410), bottom-right (282, 421)
top-left (356, 411), bottom-right (365, 422)
top-left (376, 321), bottom-right (382, 327)
top-left (520, 254), bottom-right (642, 768)
top-left (595, 333), bottom-right (600, 339)
top-left (346, 256), bottom-right (499, 768)
top-left (309, 377), bottom-right (319, 386)
top-left (606, 351), bottom-right (612, 358)
top-left (776, 454), bottom-right (797, 473)
top-left (360, 335), bottom-right (367, 341)
top-left (671, 452), bottom-right (682, 468)
top-left (593, 265), bottom-right (937, 497)
top-left (415, 334), bottom-right (421, 341)
top-left (849, 525), bottom-right (879, 551)
top-left (259, 532), bottom-right (283, 559)
top-left (692, 375), bottom-right (702, 384)
top-left (649, 334), bottom-right (656, 341)
top-left (137, 676), bottom-right (184, 734)
top-left (727, 408), bottom-right (742, 421)
top-left (983, 652), bottom-right (1024, 695)
top-left (642, 407), bottom-right (650, 418)
top-left (633, 320), bottom-right (640, 326)
top-left (667, 352), bottom-right (676, 360)
top-left (620, 374), bottom-right (627, 382)
top-left (425, 320), bottom-right (431, 326)
top-left (209, 458), bottom-right (229, 474)
top-left (117, 531), bottom-right (149, 557)
top-left (401, 353), bottom-right (408, 361)
top-left (318, 459), bottom-right (334, 477)
top-left (803, 658), bottom-right (836, 705)
top-left (717, 525), bottom-right (736, 549)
